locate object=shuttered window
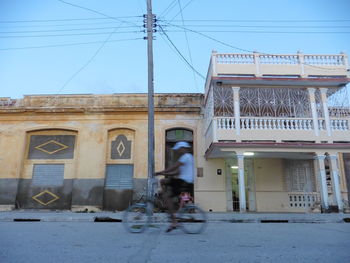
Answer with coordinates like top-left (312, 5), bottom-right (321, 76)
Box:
top-left (32, 164), bottom-right (64, 186)
top-left (105, 164), bottom-right (133, 189)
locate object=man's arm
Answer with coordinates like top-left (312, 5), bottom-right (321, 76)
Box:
top-left (155, 161), bottom-right (182, 176)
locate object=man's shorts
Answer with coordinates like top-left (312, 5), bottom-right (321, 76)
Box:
top-left (167, 178), bottom-right (193, 197)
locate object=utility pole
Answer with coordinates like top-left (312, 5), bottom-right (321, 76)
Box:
top-left (146, 0), bottom-right (155, 200)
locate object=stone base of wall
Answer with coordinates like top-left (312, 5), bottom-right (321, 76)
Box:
top-left (0, 178), bottom-right (149, 211)
top-left (0, 205), bottom-right (15, 211)
top-left (71, 205), bottom-right (102, 213)
top-left (0, 179), bottom-right (19, 205)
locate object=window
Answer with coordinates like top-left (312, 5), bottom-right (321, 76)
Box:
top-left (32, 164), bottom-right (64, 187)
top-left (105, 164), bottom-right (133, 190)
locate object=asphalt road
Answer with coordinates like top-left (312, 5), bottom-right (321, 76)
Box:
top-left (1, 221), bottom-right (350, 263)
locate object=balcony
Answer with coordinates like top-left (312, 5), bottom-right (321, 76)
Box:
top-left (204, 52), bottom-right (350, 151)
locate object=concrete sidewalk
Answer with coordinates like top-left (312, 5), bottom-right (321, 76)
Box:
top-left (0, 210), bottom-right (349, 223)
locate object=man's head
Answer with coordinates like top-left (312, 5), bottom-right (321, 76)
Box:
top-left (172, 141), bottom-right (191, 153)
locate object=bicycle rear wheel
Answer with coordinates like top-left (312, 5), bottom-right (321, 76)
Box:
top-left (177, 204), bottom-right (207, 234)
top-left (123, 203), bottom-right (149, 233)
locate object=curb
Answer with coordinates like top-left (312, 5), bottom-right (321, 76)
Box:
top-left (1, 215), bottom-right (349, 224)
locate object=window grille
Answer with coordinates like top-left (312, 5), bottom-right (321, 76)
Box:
top-left (32, 164), bottom-right (64, 186)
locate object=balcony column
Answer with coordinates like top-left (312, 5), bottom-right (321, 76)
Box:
top-left (314, 154), bottom-right (329, 211)
top-left (307, 88), bottom-right (319, 136)
top-left (328, 154), bottom-right (343, 211)
top-left (319, 88), bottom-right (332, 136)
top-left (232, 87), bottom-right (240, 136)
top-left (236, 153), bottom-right (246, 212)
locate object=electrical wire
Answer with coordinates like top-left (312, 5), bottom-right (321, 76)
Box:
top-left (170, 0), bottom-right (195, 21)
top-left (161, 21), bottom-right (348, 71)
top-left (159, 0), bottom-right (178, 19)
top-left (0, 38), bottom-right (143, 51)
top-left (159, 25), bottom-right (205, 79)
top-left (0, 25), bottom-right (143, 34)
top-left (168, 19), bottom-right (350, 23)
top-left (164, 29), bottom-right (350, 34)
top-left (0, 30), bottom-right (143, 38)
top-left (0, 16), bottom-right (142, 23)
top-left (176, 0), bottom-right (198, 90)
top-left (57, 0), bottom-right (140, 28)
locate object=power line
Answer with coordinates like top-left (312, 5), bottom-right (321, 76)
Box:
top-left (57, 0), bottom-right (139, 27)
top-left (166, 24), bottom-right (350, 29)
top-left (0, 30), bottom-right (143, 38)
top-left (168, 19), bottom-right (350, 23)
top-left (0, 16), bottom-right (142, 23)
top-left (159, 0), bottom-right (178, 19)
top-left (0, 38), bottom-right (143, 51)
top-left (0, 21), bottom-right (141, 29)
top-left (170, 0), bottom-right (195, 21)
top-left (176, 0), bottom-right (198, 90)
top-left (165, 29), bottom-right (350, 34)
top-left (162, 21), bottom-right (347, 72)
top-left (159, 25), bottom-right (205, 79)
top-left (56, 26), bottom-right (121, 95)
top-left (0, 25), bottom-right (142, 34)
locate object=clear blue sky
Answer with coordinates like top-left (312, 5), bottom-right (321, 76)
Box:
top-left (0, 0), bottom-right (349, 99)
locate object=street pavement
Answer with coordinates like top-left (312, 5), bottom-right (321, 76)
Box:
top-left (0, 210), bottom-right (349, 223)
top-left (1, 220), bottom-right (350, 263)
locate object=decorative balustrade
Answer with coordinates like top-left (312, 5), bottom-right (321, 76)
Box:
top-left (215, 53), bottom-right (347, 66)
top-left (331, 119), bottom-right (349, 131)
top-left (215, 117), bottom-right (349, 132)
top-left (215, 117), bottom-right (314, 130)
top-left (304, 55), bottom-right (346, 66)
top-left (240, 117), bottom-right (314, 130)
top-left (0, 98), bottom-right (17, 107)
top-left (288, 192), bottom-right (319, 208)
top-left (216, 53), bottom-right (254, 64)
top-left (211, 52), bottom-right (348, 78)
top-left (217, 117), bottom-right (236, 129)
top-left (259, 54), bottom-right (299, 65)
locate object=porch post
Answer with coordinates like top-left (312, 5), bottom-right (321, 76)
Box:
top-left (232, 87), bottom-right (240, 136)
top-left (307, 88), bottom-right (319, 136)
top-left (319, 88), bottom-right (332, 137)
top-left (314, 154), bottom-right (329, 211)
top-left (328, 154), bottom-right (343, 211)
top-left (226, 165), bottom-right (233, 212)
top-left (237, 154), bottom-right (246, 212)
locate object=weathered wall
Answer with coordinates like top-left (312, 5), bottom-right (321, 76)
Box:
top-left (0, 94), bottom-right (203, 211)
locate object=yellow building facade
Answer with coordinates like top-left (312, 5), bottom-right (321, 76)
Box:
top-left (0, 94), bottom-right (202, 211)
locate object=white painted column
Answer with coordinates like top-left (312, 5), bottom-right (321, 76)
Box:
top-left (314, 155), bottom-right (329, 210)
top-left (328, 154), bottom-right (343, 211)
top-left (237, 154), bottom-right (246, 212)
top-left (320, 88), bottom-right (332, 137)
top-left (232, 87), bottom-right (240, 136)
top-left (307, 88), bottom-right (319, 136)
top-left (226, 164), bottom-right (233, 212)
top-left (212, 118), bottom-right (218, 143)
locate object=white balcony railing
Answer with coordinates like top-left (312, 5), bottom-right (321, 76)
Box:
top-left (288, 192), bottom-right (319, 209)
top-left (215, 117), bottom-right (349, 131)
top-left (207, 52), bottom-right (349, 83)
top-left (216, 117), bottom-right (314, 131)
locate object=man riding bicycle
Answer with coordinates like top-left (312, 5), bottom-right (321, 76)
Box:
top-left (155, 141), bottom-right (194, 232)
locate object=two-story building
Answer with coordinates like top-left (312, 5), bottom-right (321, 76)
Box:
top-left (197, 51), bottom-right (350, 213)
top-left (0, 52), bottom-right (349, 213)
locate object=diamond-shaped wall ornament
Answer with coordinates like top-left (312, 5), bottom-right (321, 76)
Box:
top-left (116, 141), bottom-right (126, 156)
top-left (32, 190), bottom-right (60, 206)
top-left (35, 140), bottom-right (69, 155)
top-left (111, 135), bottom-right (131, 159)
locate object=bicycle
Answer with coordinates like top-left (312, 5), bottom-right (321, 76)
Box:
top-left (123, 181), bottom-right (207, 234)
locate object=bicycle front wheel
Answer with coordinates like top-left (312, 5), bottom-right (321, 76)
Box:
top-left (123, 203), bottom-right (149, 233)
top-left (177, 204), bottom-right (207, 234)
